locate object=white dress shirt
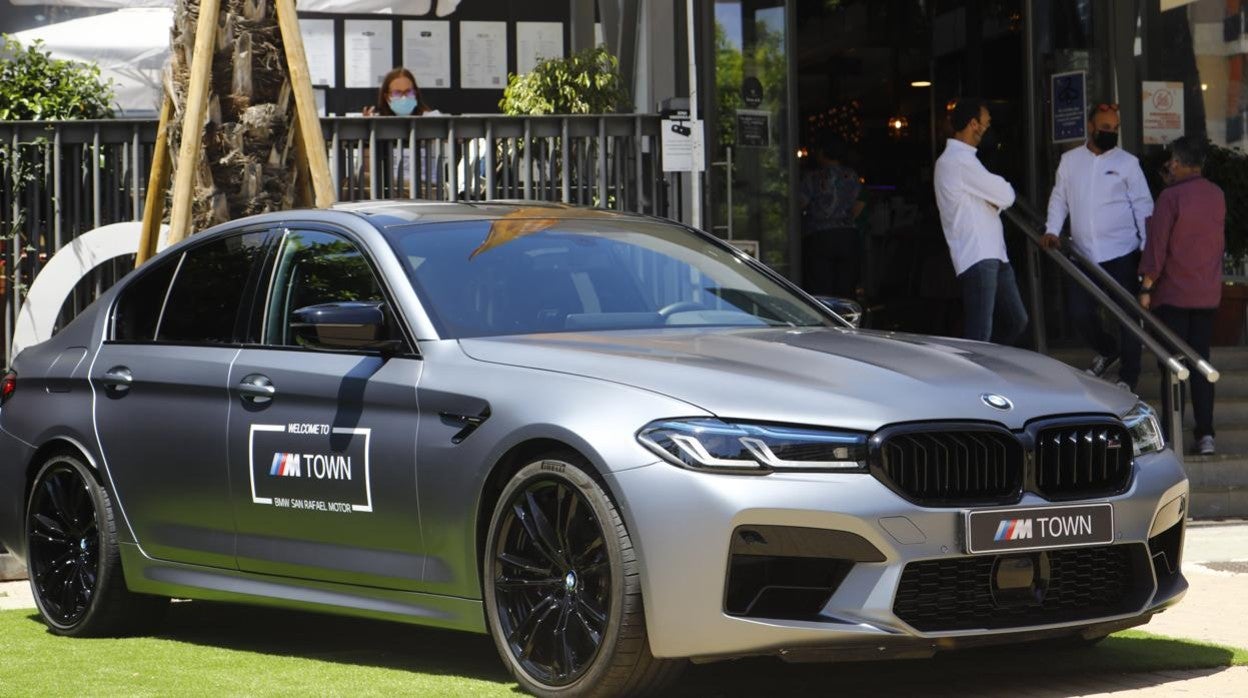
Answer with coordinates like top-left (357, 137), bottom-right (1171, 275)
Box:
top-left (1044, 145), bottom-right (1153, 263)
top-left (934, 138), bottom-right (1017, 275)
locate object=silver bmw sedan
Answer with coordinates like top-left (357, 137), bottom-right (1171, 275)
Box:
top-left (0, 202), bottom-right (1188, 696)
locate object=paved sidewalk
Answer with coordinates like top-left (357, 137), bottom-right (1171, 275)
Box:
top-left (0, 577), bottom-right (32, 611)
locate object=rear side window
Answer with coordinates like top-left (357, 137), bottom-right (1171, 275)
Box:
top-left (113, 258), bottom-right (177, 342)
top-left (155, 232), bottom-right (268, 344)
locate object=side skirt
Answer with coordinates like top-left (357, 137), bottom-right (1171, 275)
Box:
top-left (119, 543), bottom-right (486, 634)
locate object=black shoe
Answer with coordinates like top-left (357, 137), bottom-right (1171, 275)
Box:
top-left (1086, 354), bottom-right (1119, 377)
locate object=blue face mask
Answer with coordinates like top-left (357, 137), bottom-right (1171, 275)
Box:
top-left (389, 96), bottom-right (418, 116)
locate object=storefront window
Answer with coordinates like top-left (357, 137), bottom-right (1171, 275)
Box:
top-left (710, 0), bottom-right (793, 275)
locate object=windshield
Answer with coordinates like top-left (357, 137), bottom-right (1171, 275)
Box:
top-left (384, 216), bottom-right (833, 338)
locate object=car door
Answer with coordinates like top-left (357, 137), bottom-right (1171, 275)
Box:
top-left (227, 227), bottom-right (427, 590)
top-left (90, 229), bottom-right (271, 569)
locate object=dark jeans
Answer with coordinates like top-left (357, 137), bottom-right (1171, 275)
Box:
top-left (1153, 305), bottom-right (1216, 439)
top-left (1065, 250), bottom-right (1142, 388)
top-left (805, 228), bottom-right (860, 298)
top-left (958, 259), bottom-right (1029, 344)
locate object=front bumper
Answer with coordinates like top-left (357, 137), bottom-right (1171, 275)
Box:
top-left (608, 448), bottom-right (1188, 660)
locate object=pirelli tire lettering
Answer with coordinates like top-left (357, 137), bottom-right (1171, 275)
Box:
top-left (249, 423), bottom-right (374, 513)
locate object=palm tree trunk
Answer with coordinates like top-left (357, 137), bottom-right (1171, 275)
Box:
top-left (169, 0), bottom-right (297, 231)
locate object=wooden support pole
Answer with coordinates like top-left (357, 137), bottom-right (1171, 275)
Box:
top-left (275, 0), bottom-right (335, 208)
top-left (292, 125), bottom-right (315, 208)
top-left (136, 96), bottom-right (174, 267)
top-left (166, 0), bottom-right (221, 247)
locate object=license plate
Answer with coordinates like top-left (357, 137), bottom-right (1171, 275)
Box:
top-left (965, 503), bottom-right (1114, 554)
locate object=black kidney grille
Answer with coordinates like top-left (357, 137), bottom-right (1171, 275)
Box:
top-left (893, 544), bottom-right (1147, 632)
top-left (1035, 424), bottom-right (1133, 498)
top-left (877, 431), bottom-right (1022, 504)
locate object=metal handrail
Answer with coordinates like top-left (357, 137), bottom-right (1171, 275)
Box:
top-left (1007, 200), bottom-right (1219, 385)
top-left (1004, 200), bottom-right (1223, 456)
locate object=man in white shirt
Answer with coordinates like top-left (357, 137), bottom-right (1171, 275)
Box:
top-left (1042, 103), bottom-right (1153, 391)
top-left (934, 98), bottom-right (1027, 344)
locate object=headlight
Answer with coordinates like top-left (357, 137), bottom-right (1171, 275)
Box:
top-left (637, 418), bottom-right (868, 473)
top-left (1122, 401), bottom-right (1164, 457)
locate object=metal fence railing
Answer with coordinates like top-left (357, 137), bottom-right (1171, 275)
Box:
top-left (1, 114), bottom-right (675, 367)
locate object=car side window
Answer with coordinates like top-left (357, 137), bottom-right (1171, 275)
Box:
top-left (155, 232), bottom-right (268, 344)
top-left (113, 256), bottom-right (178, 342)
top-left (264, 230), bottom-right (390, 348)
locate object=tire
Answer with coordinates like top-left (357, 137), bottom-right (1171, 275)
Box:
top-left (483, 455), bottom-right (684, 697)
top-left (26, 452), bottom-right (168, 637)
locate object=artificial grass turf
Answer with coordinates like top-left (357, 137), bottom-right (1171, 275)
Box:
top-left (0, 603), bottom-right (1244, 696)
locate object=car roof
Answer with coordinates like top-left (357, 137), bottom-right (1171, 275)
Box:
top-left (329, 200), bottom-right (656, 229)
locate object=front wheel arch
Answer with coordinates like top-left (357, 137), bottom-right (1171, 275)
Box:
top-left (476, 439), bottom-right (614, 595)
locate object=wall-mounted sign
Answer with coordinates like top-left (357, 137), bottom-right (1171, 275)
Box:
top-left (460, 21), bottom-right (507, 89)
top-left (735, 109), bottom-right (770, 148)
top-left (741, 76), bottom-right (764, 108)
top-left (403, 20), bottom-right (452, 89)
top-left (661, 119), bottom-right (705, 172)
top-left (344, 20), bottom-right (393, 89)
top-left (516, 21), bottom-right (564, 74)
top-left (1142, 81), bottom-right (1185, 145)
top-left (1051, 70), bottom-right (1086, 143)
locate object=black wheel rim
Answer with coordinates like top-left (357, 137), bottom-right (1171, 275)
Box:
top-left (493, 478), bottom-right (611, 687)
top-left (27, 464), bottom-right (99, 626)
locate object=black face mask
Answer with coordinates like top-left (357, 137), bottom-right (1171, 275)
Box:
top-left (1092, 130), bottom-right (1118, 151)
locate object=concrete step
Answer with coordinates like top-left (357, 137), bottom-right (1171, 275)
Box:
top-left (1185, 454), bottom-right (1248, 519)
top-left (1137, 398), bottom-right (1248, 431)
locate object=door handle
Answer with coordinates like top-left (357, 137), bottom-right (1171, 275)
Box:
top-left (101, 367), bottom-right (133, 393)
top-left (238, 374), bottom-right (276, 404)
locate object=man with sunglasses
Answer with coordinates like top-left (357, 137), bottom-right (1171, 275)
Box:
top-left (1042, 103), bottom-right (1153, 392)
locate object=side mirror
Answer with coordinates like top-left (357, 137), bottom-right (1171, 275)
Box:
top-left (290, 302), bottom-right (402, 353)
top-left (814, 296), bottom-right (862, 328)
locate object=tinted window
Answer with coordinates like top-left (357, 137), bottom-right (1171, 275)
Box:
top-left (156, 232), bottom-right (267, 344)
top-left (265, 230), bottom-right (387, 347)
top-left (113, 257), bottom-right (177, 342)
top-left (385, 218), bottom-right (831, 338)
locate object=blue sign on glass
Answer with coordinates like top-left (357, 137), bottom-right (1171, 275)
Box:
top-left (1052, 71), bottom-right (1087, 143)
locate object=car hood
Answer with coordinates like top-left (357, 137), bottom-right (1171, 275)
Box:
top-left (457, 327), bottom-right (1137, 431)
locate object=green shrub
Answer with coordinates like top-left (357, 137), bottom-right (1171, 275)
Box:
top-left (0, 34), bottom-right (115, 120)
top-left (499, 45), bottom-right (630, 115)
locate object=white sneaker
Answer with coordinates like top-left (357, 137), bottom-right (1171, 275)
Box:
top-left (1087, 354), bottom-right (1119, 377)
top-left (1115, 380), bottom-right (1134, 394)
top-left (1196, 435), bottom-right (1215, 456)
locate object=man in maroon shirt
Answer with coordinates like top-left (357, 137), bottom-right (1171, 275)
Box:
top-left (1139, 136), bottom-right (1225, 455)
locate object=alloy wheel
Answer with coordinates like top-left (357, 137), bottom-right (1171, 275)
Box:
top-left (28, 463), bottom-right (100, 627)
top-left (491, 478), bottom-right (611, 687)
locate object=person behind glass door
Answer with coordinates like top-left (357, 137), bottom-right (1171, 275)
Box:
top-left (363, 67), bottom-right (435, 116)
top-left (933, 98), bottom-right (1027, 345)
top-left (799, 136), bottom-right (863, 298)
top-left (1138, 136), bottom-right (1225, 455)
top-left (1041, 103), bottom-right (1153, 392)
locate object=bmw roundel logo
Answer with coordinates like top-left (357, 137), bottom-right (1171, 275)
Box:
top-left (981, 393), bottom-right (1013, 411)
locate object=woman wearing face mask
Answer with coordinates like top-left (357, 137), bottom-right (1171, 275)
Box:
top-left (363, 67), bottom-right (438, 116)
top-left (358, 68), bottom-right (441, 198)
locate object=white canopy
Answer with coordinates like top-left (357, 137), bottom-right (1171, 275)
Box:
top-left (11, 8), bottom-right (173, 116)
top-left (7, 1), bottom-right (468, 115)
